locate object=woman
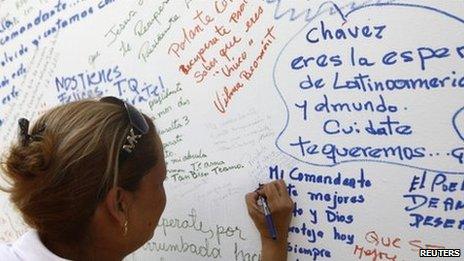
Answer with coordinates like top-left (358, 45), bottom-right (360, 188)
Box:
top-left (0, 97), bottom-right (293, 260)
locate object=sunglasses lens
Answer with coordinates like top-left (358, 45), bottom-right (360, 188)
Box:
top-left (125, 102), bottom-right (149, 134)
top-left (100, 96), bottom-right (149, 134)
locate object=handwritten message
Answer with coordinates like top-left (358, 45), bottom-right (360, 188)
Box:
top-left (275, 3), bottom-right (464, 173)
top-left (167, 1), bottom-right (276, 114)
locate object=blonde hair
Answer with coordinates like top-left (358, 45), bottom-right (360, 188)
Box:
top-left (1, 99), bottom-right (159, 243)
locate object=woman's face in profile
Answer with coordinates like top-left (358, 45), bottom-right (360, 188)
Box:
top-left (127, 140), bottom-right (167, 248)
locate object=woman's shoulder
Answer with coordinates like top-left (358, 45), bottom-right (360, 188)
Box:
top-left (0, 230), bottom-right (70, 261)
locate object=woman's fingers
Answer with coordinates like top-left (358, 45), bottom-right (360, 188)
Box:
top-left (245, 192), bottom-right (263, 215)
top-left (260, 180), bottom-right (291, 212)
top-left (275, 180), bottom-right (287, 196)
top-left (262, 181), bottom-right (281, 198)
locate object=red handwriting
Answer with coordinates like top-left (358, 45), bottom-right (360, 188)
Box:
top-left (353, 245), bottom-right (398, 261)
top-left (167, 10), bottom-right (214, 58)
top-left (179, 36), bottom-right (219, 75)
top-left (219, 35), bottom-right (242, 61)
top-left (239, 25), bottom-right (276, 81)
top-left (365, 231), bottom-right (401, 249)
top-left (221, 51), bottom-right (247, 77)
top-left (356, 230), bottom-right (448, 260)
top-left (213, 25), bottom-right (276, 114)
top-left (168, 0), bottom-right (273, 114)
top-left (353, 230), bottom-right (400, 261)
top-left (214, 0), bottom-right (239, 14)
top-left (229, 0), bottom-right (250, 23)
top-left (193, 57), bottom-right (218, 83)
top-left (245, 5), bottom-right (263, 32)
top-left (408, 239), bottom-right (446, 252)
top-left (213, 23), bottom-right (276, 114)
top-left (213, 81), bottom-right (244, 113)
top-left (214, 25), bottom-right (231, 36)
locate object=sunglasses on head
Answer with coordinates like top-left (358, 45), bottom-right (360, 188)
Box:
top-left (100, 96), bottom-right (149, 160)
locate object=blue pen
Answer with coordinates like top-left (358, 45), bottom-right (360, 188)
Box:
top-left (259, 195), bottom-right (277, 240)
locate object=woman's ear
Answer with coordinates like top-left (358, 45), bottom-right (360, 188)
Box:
top-left (104, 187), bottom-right (133, 225)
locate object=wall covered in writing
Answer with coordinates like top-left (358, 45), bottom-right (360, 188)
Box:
top-left (0, 0), bottom-right (463, 260)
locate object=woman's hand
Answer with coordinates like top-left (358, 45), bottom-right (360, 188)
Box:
top-left (245, 180), bottom-right (293, 261)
